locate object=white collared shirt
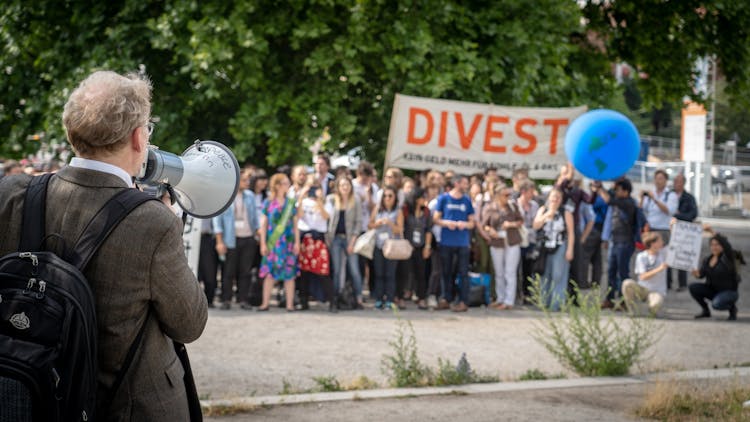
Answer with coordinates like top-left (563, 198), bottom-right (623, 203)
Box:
top-left (69, 157), bottom-right (134, 187)
top-left (643, 188), bottom-right (677, 231)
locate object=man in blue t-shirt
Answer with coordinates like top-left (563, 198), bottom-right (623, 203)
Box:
top-left (433, 174), bottom-right (475, 312)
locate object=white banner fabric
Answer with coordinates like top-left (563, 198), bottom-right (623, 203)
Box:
top-left (385, 94), bottom-right (587, 179)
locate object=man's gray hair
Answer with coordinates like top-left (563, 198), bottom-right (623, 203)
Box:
top-left (63, 71), bottom-right (152, 157)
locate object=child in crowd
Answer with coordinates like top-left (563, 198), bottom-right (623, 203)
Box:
top-left (621, 232), bottom-right (668, 316)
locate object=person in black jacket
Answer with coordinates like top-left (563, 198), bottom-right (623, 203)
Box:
top-left (672, 173), bottom-right (698, 291)
top-left (689, 226), bottom-right (744, 320)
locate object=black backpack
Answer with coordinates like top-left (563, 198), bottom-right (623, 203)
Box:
top-left (0, 174), bottom-right (156, 422)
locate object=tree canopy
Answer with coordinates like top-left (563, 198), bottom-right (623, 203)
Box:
top-left (2, 1), bottom-right (748, 168)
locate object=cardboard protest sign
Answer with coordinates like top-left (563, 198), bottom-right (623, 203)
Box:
top-left (385, 94), bottom-right (587, 179)
top-left (665, 221), bottom-right (703, 271)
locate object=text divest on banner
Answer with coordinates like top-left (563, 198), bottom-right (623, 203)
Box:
top-left (385, 94), bottom-right (587, 179)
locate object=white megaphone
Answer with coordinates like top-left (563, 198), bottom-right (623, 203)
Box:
top-left (136, 140), bottom-right (240, 218)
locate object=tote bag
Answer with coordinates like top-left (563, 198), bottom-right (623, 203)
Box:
top-left (353, 229), bottom-right (376, 259)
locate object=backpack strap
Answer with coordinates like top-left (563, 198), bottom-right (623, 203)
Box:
top-left (67, 188), bottom-right (158, 271)
top-left (19, 173), bottom-right (55, 251)
top-left (67, 189), bottom-right (159, 412)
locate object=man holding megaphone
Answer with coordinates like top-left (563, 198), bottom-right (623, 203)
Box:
top-left (0, 71), bottom-right (208, 420)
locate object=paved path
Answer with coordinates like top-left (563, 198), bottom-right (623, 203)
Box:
top-left (204, 368), bottom-right (750, 421)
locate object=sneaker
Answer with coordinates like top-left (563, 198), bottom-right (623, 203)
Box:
top-left (600, 300), bottom-right (614, 310)
top-left (384, 301), bottom-right (395, 310)
top-left (375, 300), bottom-right (384, 310)
top-left (239, 302), bottom-right (253, 310)
top-left (436, 299), bottom-right (451, 310)
top-left (427, 295), bottom-right (438, 310)
top-left (451, 302), bottom-right (468, 312)
top-left (220, 302), bottom-right (231, 310)
top-left (417, 300), bottom-right (428, 310)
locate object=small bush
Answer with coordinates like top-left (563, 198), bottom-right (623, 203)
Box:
top-left (434, 354), bottom-right (474, 386)
top-left (381, 318), bottom-right (432, 387)
top-left (434, 353), bottom-right (500, 385)
top-left (530, 276), bottom-right (661, 377)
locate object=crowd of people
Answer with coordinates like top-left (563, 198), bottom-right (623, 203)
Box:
top-left (1, 152), bottom-right (743, 320)
top-left (192, 156), bottom-right (744, 320)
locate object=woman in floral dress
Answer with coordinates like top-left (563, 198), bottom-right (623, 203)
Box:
top-left (258, 173), bottom-right (300, 311)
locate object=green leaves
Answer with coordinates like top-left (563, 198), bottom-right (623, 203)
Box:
top-left (3, 0), bottom-right (747, 167)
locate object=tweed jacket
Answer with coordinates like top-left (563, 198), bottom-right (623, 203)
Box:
top-left (324, 194), bottom-right (362, 246)
top-left (0, 166), bottom-right (208, 421)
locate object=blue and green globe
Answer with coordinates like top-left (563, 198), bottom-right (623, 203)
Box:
top-left (564, 109), bottom-right (640, 180)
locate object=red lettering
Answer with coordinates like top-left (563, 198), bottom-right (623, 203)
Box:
top-left (543, 118), bottom-right (569, 155)
top-left (407, 108), bottom-right (434, 144)
top-left (438, 111), bottom-right (448, 147)
top-left (483, 115), bottom-right (509, 153)
top-left (454, 112), bottom-right (483, 149)
top-left (513, 118), bottom-right (538, 154)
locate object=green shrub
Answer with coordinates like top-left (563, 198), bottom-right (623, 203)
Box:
top-left (518, 368), bottom-right (566, 381)
top-left (381, 318), bottom-right (432, 387)
top-left (530, 276), bottom-right (661, 377)
top-left (434, 353), bottom-right (500, 385)
top-left (312, 375), bottom-right (342, 392)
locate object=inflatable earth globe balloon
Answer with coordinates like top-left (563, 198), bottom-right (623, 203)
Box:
top-left (564, 109), bottom-right (640, 180)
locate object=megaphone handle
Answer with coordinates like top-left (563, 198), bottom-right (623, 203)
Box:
top-left (165, 184), bottom-right (176, 206)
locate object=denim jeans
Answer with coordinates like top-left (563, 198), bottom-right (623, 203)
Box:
top-left (440, 245), bottom-right (470, 304)
top-left (541, 243), bottom-right (570, 311)
top-left (372, 247), bottom-right (396, 302)
top-left (607, 241), bottom-right (634, 301)
top-left (689, 283), bottom-right (739, 311)
top-left (330, 235), bottom-right (363, 300)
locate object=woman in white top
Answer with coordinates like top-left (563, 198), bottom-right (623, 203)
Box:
top-left (533, 188), bottom-right (574, 311)
top-left (297, 176), bottom-right (336, 311)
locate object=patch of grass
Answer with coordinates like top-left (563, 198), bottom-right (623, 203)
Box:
top-left (636, 379), bottom-right (750, 421)
top-left (280, 375), bottom-right (381, 395)
top-left (381, 318), bottom-right (499, 387)
top-left (433, 353), bottom-right (499, 386)
top-left (530, 276), bottom-right (662, 377)
top-left (202, 403), bottom-right (261, 417)
top-left (518, 369), bottom-right (567, 381)
top-left (342, 375), bottom-right (380, 391)
top-left (280, 378), bottom-right (303, 395)
top-left (312, 375), bottom-right (342, 392)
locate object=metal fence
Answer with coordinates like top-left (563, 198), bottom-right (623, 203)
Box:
top-left (621, 160), bottom-right (748, 218)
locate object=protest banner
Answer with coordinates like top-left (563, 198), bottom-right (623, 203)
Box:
top-left (665, 221), bottom-right (703, 271)
top-left (385, 94), bottom-right (587, 179)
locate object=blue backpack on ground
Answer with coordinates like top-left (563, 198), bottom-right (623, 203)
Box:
top-left (457, 272), bottom-right (491, 307)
